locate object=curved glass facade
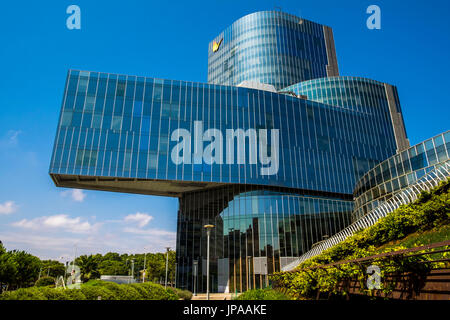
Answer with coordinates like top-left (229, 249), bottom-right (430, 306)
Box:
top-left (353, 131), bottom-right (450, 220)
top-left (177, 185), bottom-right (352, 293)
top-left (282, 77), bottom-right (395, 111)
top-left (50, 70), bottom-right (398, 196)
top-left (208, 11), bottom-right (339, 90)
top-left (281, 76), bottom-right (410, 153)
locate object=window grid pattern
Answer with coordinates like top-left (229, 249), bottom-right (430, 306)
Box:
top-left (176, 185), bottom-right (353, 293)
top-left (50, 70), bottom-right (399, 196)
top-left (353, 131), bottom-right (450, 220)
top-left (282, 76), bottom-right (396, 113)
top-left (207, 11), bottom-right (330, 90)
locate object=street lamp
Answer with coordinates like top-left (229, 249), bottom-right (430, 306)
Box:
top-left (165, 247), bottom-right (170, 289)
top-left (193, 260), bottom-right (198, 296)
top-left (248, 256), bottom-right (252, 291)
top-left (204, 224), bottom-right (214, 300)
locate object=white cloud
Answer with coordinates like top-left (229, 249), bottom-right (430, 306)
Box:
top-left (0, 227), bottom-right (176, 260)
top-left (12, 214), bottom-right (99, 234)
top-left (0, 201), bottom-right (18, 215)
top-left (61, 189), bottom-right (86, 202)
top-left (122, 227), bottom-right (176, 251)
top-left (123, 227), bottom-right (175, 237)
top-left (124, 212), bottom-right (153, 228)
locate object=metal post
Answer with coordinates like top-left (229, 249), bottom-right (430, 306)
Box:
top-left (193, 260), bottom-right (198, 296)
top-left (248, 256), bottom-right (251, 290)
top-left (204, 224), bottom-right (214, 300)
top-left (143, 253), bottom-right (147, 283)
top-left (165, 247), bottom-right (170, 289)
top-left (207, 229), bottom-right (210, 300)
top-left (131, 259), bottom-right (135, 283)
top-left (174, 262), bottom-right (177, 289)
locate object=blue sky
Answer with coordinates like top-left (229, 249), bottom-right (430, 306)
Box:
top-left (0, 0), bottom-right (449, 260)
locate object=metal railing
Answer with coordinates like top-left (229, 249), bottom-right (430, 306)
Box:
top-left (282, 162), bottom-right (450, 271)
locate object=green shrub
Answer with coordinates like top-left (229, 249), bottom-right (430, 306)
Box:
top-left (37, 287), bottom-right (68, 300)
top-left (139, 282), bottom-right (177, 300)
top-left (165, 288), bottom-right (179, 300)
top-left (236, 288), bottom-right (290, 300)
top-left (82, 279), bottom-right (106, 287)
top-left (128, 283), bottom-right (150, 299)
top-left (121, 284), bottom-right (144, 300)
top-left (80, 285), bottom-right (116, 300)
top-left (61, 289), bottom-right (87, 300)
top-left (99, 282), bottom-right (140, 300)
top-left (35, 276), bottom-right (56, 287)
top-left (174, 288), bottom-right (192, 300)
top-left (0, 287), bottom-right (47, 300)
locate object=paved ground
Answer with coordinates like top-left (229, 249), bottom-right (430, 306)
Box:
top-left (191, 293), bottom-right (238, 300)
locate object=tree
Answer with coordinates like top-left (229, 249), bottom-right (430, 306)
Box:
top-left (103, 252), bottom-right (122, 262)
top-left (40, 260), bottom-right (65, 278)
top-left (76, 255), bottom-right (100, 282)
top-left (98, 260), bottom-right (127, 275)
top-left (146, 253), bottom-right (166, 282)
top-left (0, 252), bottom-right (17, 292)
top-left (8, 250), bottom-right (41, 289)
top-left (0, 241), bottom-right (6, 256)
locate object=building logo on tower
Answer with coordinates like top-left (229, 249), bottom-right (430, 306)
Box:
top-left (212, 38), bottom-right (223, 52)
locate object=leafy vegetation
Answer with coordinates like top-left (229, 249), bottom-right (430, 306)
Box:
top-left (377, 224), bottom-right (450, 252)
top-left (235, 287), bottom-right (291, 300)
top-left (0, 280), bottom-right (188, 300)
top-left (0, 240), bottom-right (176, 293)
top-left (271, 178), bottom-right (450, 299)
top-left (35, 276), bottom-right (56, 287)
top-left (74, 250), bottom-right (176, 283)
top-left (40, 260), bottom-right (65, 278)
top-left (0, 244), bottom-right (41, 291)
top-left (167, 287), bottom-right (193, 300)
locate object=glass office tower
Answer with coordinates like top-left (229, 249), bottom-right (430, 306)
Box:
top-left (49, 11), bottom-right (409, 293)
top-left (208, 11), bottom-right (339, 90)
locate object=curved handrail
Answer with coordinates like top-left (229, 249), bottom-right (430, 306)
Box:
top-left (281, 161), bottom-right (450, 271)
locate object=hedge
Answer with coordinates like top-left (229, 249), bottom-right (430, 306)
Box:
top-left (0, 281), bottom-right (185, 300)
top-left (235, 288), bottom-right (291, 300)
top-left (35, 276), bottom-right (56, 287)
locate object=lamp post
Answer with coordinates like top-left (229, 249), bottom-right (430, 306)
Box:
top-left (165, 247), bottom-right (170, 289)
top-left (204, 224), bottom-right (214, 300)
top-left (193, 260), bottom-right (198, 296)
top-left (248, 256), bottom-right (252, 291)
